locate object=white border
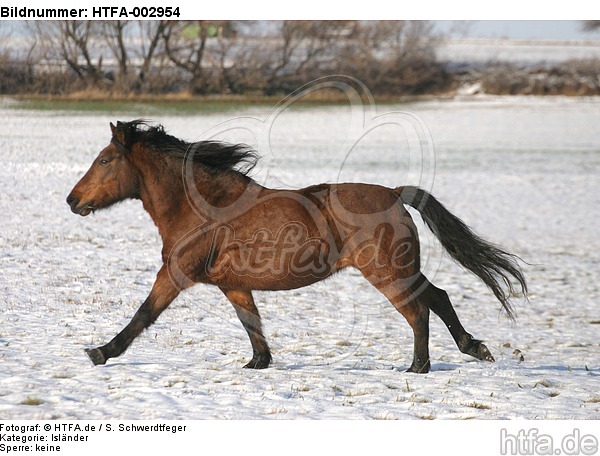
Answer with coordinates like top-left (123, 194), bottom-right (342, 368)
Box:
top-left (5, 0), bottom-right (600, 20)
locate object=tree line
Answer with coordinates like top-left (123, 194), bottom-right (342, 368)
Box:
top-left (0, 21), bottom-right (450, 97)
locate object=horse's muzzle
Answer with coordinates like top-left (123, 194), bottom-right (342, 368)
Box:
top-left (66, 194), bottom-right (93, 216)
top-left (66, 194), bottom-right (79, 212)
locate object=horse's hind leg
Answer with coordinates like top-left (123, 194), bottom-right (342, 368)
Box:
top-left (221, 288), bottom-right (272, 369)
top-left (398, 296), bottom-right (431, 374)
top-left (364, 273), bottom-right (431, 373)
top-left (419, 275), bottom-right (495, 362)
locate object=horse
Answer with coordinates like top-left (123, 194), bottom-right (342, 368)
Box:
top-left (66, 120), bottom-right (527, 373)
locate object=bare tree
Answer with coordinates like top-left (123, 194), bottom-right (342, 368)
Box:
top-left (163, 21), bottom-right (211, 94)
top-left (101, 20), bottom-right (169, 93)
top-left (0, 23), bottom-right (31, 93)
top-left (102, 21), bottom-right (128, 90)
top-left (135, 21), bottom-right (169, 93)
top-left (337, 21), bottom-right (446, 95)
top-left (11, 20), bottom-right (448, 97)
top-left (54, 21), bottom-right (104, 85)
top-left (29, 21), bottom-right (107, 91)
top-left (199, 21), bottom-right (267, 95)
top-left (208, 31), bottom-right (236, 94)
top-left (259, 21), bottom-right (356, 94)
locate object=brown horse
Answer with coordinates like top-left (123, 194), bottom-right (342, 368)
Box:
top-left (67, 120), bottom-right (527, 373)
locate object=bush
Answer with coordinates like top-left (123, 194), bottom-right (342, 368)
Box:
top-left (0, 55), bottom-right (34, 94)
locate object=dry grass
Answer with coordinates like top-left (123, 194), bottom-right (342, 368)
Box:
top-left (21, 397), bottom-right (44, 406)
top-left (464, 402), bottom-right (492, 410)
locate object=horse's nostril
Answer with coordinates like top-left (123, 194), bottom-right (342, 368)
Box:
top-left (67, 194), bottom-right (79, 208)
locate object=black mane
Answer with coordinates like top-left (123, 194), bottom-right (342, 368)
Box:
top-left (118, 120), bottom-right (258, 176)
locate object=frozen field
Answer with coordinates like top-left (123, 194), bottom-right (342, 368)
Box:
top-left (0, 94), bottom-right (599, 419)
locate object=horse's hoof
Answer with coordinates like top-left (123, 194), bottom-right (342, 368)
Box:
top-left (85, 348), bottom-right (106, 366)
top-left (478, 343), bottom-right (495, 362)
top-left (468, 341), bottom-right (495, 362)
top-left (243, 353), bottom-right (271, 369)
top-left (406, 361), bottom-right (430, 374)
top-left (460, 336), bottom-right (496, 363)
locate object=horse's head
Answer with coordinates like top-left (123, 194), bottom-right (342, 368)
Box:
top-left (67, 121), bottom-right (140, 216)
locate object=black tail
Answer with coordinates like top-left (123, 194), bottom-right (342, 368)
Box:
top-left (397, 186), bottom-right (527, 319)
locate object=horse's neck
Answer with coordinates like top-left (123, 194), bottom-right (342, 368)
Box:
top-left (135, 156), bottom-right (259, 240)
top-left (133, 154), bottom-right (186, 239)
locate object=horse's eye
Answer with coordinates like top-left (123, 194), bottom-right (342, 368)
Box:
top-left (99, 158), bottom-right (110, 166)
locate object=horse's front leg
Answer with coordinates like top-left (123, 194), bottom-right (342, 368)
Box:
top-left (85, 265), bottom-right (181, 365)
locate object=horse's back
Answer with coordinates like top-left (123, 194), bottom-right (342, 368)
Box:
top-left (311, 182), bottom-right (404, 214)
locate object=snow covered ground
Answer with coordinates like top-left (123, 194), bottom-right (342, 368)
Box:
top-left (0, 95), bottom-right (598, 419)
top-left (437, 38), bottom-right (600, 66)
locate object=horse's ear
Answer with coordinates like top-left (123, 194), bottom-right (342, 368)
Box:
top-left (112, 121), bottom-right (130, 149)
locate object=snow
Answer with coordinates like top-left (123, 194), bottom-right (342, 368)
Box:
top-left (0, 96), bottom-right (599, 419)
